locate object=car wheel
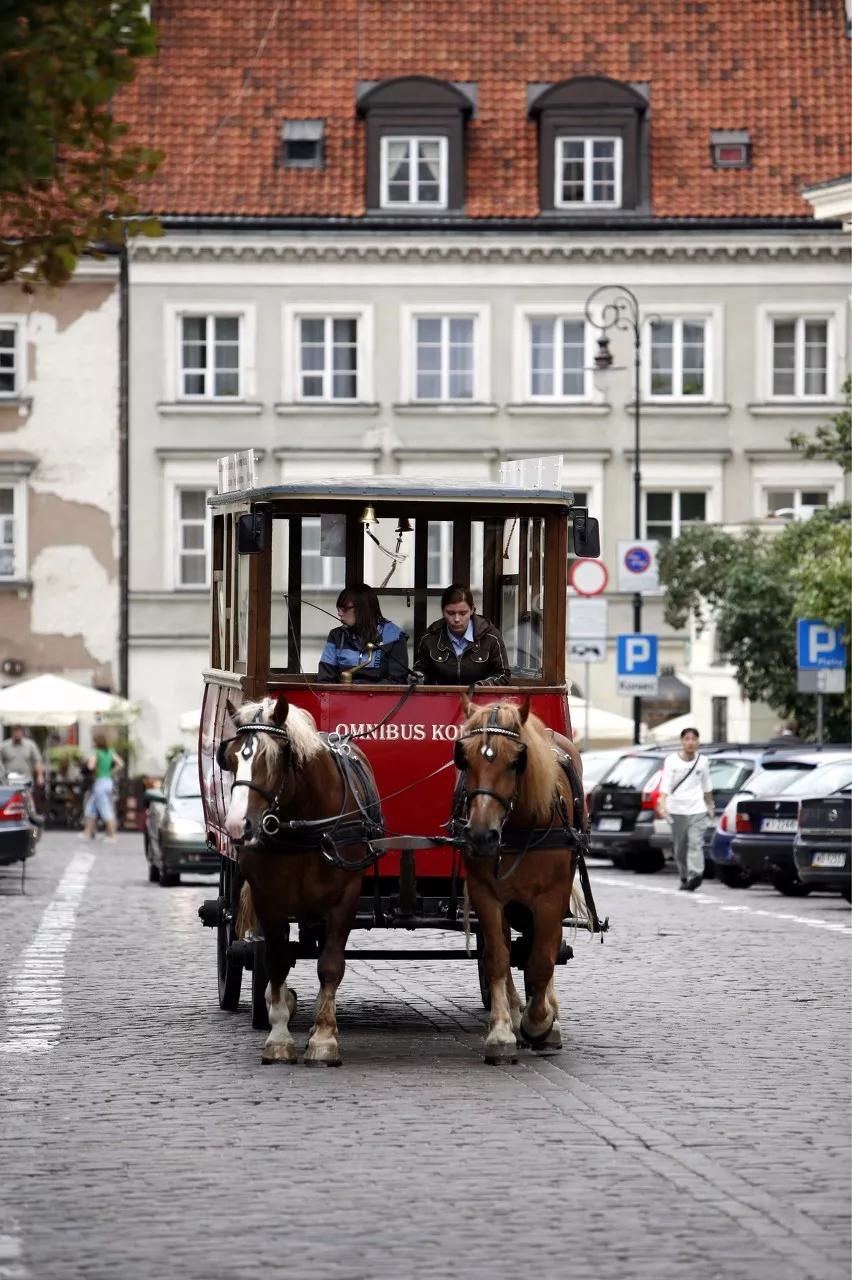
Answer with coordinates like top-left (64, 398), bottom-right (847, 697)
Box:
top-left (148, 862), bottom-right (160, 883)
top-left (717, 865), bottom-right (755, 889)
top-left (769, 871), bottom-right (811, 897)
top-left (631, 849), bottom-right (665, 875)
top-left (159, 869), bottom-right (180, 887)
top-left (841, 883), bottom-right (851, 903)
top-left (702, 858), bottom-right (716, 881)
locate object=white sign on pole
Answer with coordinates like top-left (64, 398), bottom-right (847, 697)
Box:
top-left (217, 450), bottom-right (257, 494)
top-left (617, 540), bottom-right (660, 594)
top-left (500, 455), bottom-right (563, 489)
top-left (568, 598), bottom-right (608, 664)
top-left (568, 558), bottom-right (609, 597)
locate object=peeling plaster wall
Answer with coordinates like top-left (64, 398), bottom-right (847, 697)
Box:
top-left (0, 276), bottom-right (119, 687)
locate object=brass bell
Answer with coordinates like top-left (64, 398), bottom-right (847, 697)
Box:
top-left (360, 504), bottom-right (377, 526)
top-left (394, 517), bottom-right (413, 534)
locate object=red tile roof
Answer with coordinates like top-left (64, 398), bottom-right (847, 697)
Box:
top-left (119, 0), bottom-right (851, 220)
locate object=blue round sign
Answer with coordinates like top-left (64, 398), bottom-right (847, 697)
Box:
top-left (624, 545), bottom-right (652, 574)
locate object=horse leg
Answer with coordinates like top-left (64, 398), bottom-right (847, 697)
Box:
top-left (304, 890), bottom-right (357, 1067)
top-left (503, 918), bottom-right (523, 1034)
top-left (520, 904), bottom-right (564, 1051)
top-left (472, 889), bottom-right (517, 1064)
top-left (260, 924), bottom-right (298, 1065)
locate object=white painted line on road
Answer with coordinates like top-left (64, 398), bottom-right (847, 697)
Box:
top-left (0, 850), bottom-right (95, 1055)
top-left (603, 875), bottom-right (851, 934)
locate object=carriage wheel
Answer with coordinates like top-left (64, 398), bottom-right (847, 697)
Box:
top-left (217, 858), bottom-right (243, 1011)
top-left (251, 937), bottom-right (270, 1030)
top-left (474, 928), bottom-right (491, 1011)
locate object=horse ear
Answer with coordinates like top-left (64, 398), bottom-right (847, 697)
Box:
top-left (272, 696), bottom-right (289, 727)
top-left (225, 697), bottom-right (237, 724)
top-left (461, 692), bottom-right (473, 719)
top-left (453, 739), bottom-right (467, 771)
top-left (518, 696), bottom-right (531, 725)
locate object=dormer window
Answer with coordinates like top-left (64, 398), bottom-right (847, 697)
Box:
top-left (529, 76), bottom-right (649, 215)
top-left (381, 136), bottom-right (447, 209)
top-left (710, 130), bottom-right (751, 170)
top-left (357, 77), bottom-right (474, 214)
top-left (555, 137), bottom-right (622, 208)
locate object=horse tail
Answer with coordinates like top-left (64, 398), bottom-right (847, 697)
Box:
top-left (463, 882), bottom-right (472, 957)
top-left (236, 880), bottom-right (258, 938)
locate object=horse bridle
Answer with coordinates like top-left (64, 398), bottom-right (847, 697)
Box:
top-left (454, 705), bottom-right (527, 817)
top-left (218, 722), bottom-right (295, 834)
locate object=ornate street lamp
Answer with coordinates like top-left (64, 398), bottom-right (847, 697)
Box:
top-left (584, 284), bottom-right (643, 745)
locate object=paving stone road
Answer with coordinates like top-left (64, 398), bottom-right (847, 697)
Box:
top-left (1, 832), bottom-right (849, 1280)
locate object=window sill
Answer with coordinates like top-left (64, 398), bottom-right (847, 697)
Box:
top-left (157, 401), bottom-right (264, 416)
top-left (747, 401), bottom-right (846, 417)
top-left (0, 578), bottom-right (32, 596)
top-left (505, 402), bottom-right (611, 416)
top-left (625, 402), bottom-right (731, 416)
top-left (393, 401), bottom-right (499, 416)
top-left (274, 402), bottom-right (380, 417)
top-left (0, 396), bottom-right (33, 415)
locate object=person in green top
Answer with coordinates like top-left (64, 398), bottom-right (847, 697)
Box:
top-left (79, 731), bottom-right (124, 843)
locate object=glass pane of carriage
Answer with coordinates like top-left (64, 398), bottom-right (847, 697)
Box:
top-left (266, 513), bottom-right (544, 680)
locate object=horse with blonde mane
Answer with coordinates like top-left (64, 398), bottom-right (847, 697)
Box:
top-left (218, 695), bottom-right (381, 1066)
top-left (453, 693), bottom-right (587, 1064)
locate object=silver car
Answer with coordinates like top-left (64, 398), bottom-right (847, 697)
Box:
top-left (144, 753), bottom-right (218, 886)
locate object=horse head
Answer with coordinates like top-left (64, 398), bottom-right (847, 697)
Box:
top-left (454, 695), bottom-right (531, 856)
top-left (218, 696), bottom-right (298, 846)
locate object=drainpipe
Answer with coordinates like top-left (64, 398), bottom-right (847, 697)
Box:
top-left (118, 237), bottom-right (129, 698)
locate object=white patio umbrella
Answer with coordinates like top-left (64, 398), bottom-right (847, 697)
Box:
top-left (568, 696), bottom-right (642, 747)
top-left (644, 712), bottom-right (699, 745)
top-left (0, 674), bottom-right (137, 728)
top-left (178, 707), bottom-right (201, 733)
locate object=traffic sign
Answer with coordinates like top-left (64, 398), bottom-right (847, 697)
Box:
top-left (617, 539), bottom-right (660, 593)
top-left (616, 633), bottom-right (659, 696)
top-left (568, 598), bottom-right (608, 664)
top-left (797, 668), bottom-right (847, 694)
top-left (796, 620), bottom-right (846, 670)
top-left (568, 558), bottom-right (608, 596)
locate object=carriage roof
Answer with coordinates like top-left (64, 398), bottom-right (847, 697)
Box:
top-left (209, 476), bottom-right (575, 510)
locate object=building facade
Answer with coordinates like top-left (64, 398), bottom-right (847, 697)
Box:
top-left (120, 1), bottom-right (851, 767)
top-left (0, 262), bottom-right (121, 694)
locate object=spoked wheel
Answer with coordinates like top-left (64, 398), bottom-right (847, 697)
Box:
top-left (251, 937), bottom-right (270, 1030)
top-left (217, 858), bottom-right (243, 1011)
top-left (475, 927), bottom-right (491, 1010)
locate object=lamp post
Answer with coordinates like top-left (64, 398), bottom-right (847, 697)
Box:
top-left (584, 284), bottom-right (643, 746)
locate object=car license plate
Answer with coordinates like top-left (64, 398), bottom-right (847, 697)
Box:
top-left (812, 851), bottom-right (846, 868)
top-left (597, 817), bottom-right (622, 831)
top-left (760, 818), bottom-right (797, 833)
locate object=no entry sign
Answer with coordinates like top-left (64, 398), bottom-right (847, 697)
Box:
top-left (568, 558), bottom-right (609, 597)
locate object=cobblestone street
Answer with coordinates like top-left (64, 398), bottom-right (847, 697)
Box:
top-left (1, 832), bottom-right (849, 1280)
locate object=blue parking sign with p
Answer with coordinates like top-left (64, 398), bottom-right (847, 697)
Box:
top-left (617, 634), bottom-right (658, 676)
top-left (796, 620), bottom-right (846, 670)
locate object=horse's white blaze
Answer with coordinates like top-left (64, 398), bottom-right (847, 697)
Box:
top-left (224, 737), bottom-right (255, 839)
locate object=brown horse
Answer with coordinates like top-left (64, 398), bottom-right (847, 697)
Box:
top-left (219, 696), bottom-right (381, 1066)
top-left (454, 694), bottom-right (587, 1064)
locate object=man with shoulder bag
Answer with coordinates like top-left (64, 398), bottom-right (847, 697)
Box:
top-left (656, 727), bottom-right (714, 891)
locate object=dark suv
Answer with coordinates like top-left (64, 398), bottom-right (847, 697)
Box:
top-left (794, 782), bottom-right (852, 900)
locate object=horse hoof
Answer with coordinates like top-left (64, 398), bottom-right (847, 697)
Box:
top-left (520, 1021), bottom-right (562, 1052)
top-left (483, 1043), bottom-right (518, 1065)
top-left (261, 1042), bottom-right (298, 1065)
top-left (304, 1056), bottom-right (342, 1068)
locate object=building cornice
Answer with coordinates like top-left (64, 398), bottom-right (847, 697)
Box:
top-left (131, 232), bottom-right (849, 267)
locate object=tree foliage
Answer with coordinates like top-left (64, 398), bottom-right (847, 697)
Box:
top-left (789, 377), bottom-right (852, 474)
top-left (0, 1), bottom-right (162, 286)
top-left (658, 510), bottom-right (851, 740)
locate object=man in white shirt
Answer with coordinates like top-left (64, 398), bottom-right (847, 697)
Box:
top-left (656, 727), bottom-right (714, 891)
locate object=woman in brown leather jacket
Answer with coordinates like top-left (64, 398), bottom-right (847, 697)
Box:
top-left (414, 584), bottom-right (510, 686)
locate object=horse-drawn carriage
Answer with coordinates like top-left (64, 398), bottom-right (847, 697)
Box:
top-left (198, 461), bottom-right (607, 1064)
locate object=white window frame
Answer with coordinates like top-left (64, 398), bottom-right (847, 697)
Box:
top-left (426, 520), bottom-right (453, 588)
top-left (756, 303), bottom-right (843, 403)
top-left (380, 135), bottom-right (448, 210)
top-left (401, 304), bottom-right (490, 404)
top-left (769, 315), bottom-right (830, 400)
top-left (750, 460), bottom-right (844, 519)
top-left (161, 459), bottom-right (218, 591)
top-left (0, 317), bottom-right (24, 399)
top-left (164, 303), bottom-right (256, 403)
top-left (643, 488), bottom-right (709, 541)
top-left (524, 313), bottom-right (595, 401)
top-left (554, 136), bottom-right (622, 209)
top-left (174, 485), bottom-right (214, 590)
top-left (0, 477), bottom-right (27, 581)
top-left (281, 304), bottom-right (374, 404)
top-left (301, 516), bottom-right (346, 589)
top-left (640, 305), bottom-right (722, 403)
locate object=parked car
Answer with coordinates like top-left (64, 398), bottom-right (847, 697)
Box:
top-left (588, 748), bottom-right (669, 872)
top-left (0, 777), bottom-right (38, 868)
top-left (144, 752), bottom-right (218, 886)
top-left (794, 782), bottom-right (852, 901)
top-left (709, 755), bottom-right (823, 887)
top-left (730, 754), bottom-right (852, 896)
top-left (579, 748), bottom-right (633, 811)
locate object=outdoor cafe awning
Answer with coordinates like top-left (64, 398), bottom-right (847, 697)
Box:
top-left (0, 674), bottom-right (137, 728)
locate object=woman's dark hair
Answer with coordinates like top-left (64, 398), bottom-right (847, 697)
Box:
top-left (440, 583), bottom-right (475, 611)
top-left (336, 583), bottom-right (383, 645)
top-left (92, 730), bottom-right (109, 750)
top-left (679, 726), bottom-right (700, 739)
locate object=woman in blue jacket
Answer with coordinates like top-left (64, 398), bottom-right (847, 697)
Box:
top-left (317, 583), bottom-right (409, 683)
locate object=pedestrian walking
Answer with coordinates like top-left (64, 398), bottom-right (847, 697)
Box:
top-left (656, 727), bottom-right (714, 891)
top-left (79, 732), bottom-right (124, 843)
